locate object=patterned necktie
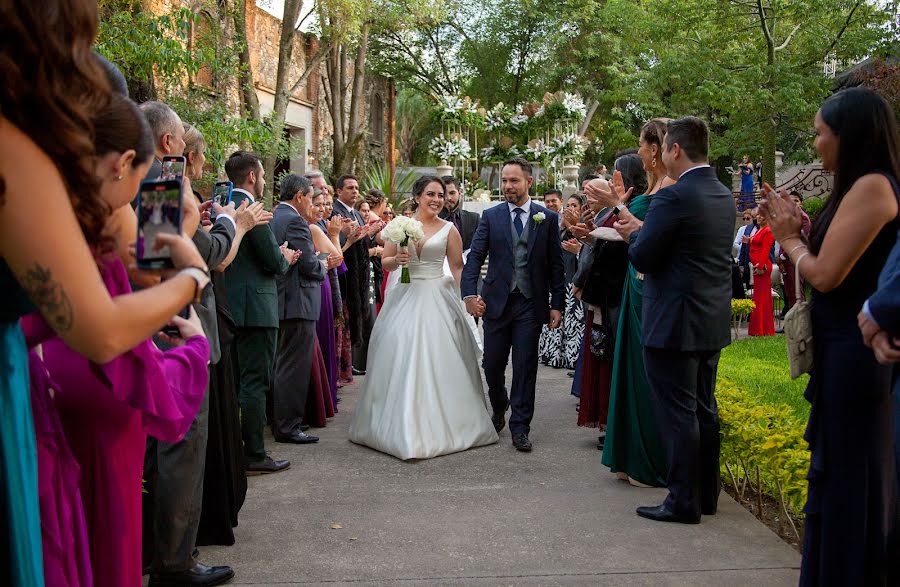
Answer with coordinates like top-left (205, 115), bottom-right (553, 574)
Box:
top-left (513, 208), bottom-right (524, 236)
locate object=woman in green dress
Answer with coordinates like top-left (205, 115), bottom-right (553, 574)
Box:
top-left (596, 119), bottom-right (677, 487)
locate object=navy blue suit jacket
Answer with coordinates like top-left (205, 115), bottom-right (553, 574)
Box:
top-left (868, 230), bottom-right (900, 335)
top-left (461, 200), bottom-right (565, 324)
top-left (629, 166), bottom-right (735, 351)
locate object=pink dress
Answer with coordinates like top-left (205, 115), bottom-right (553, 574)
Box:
top-left (24, 258), bottom-right (209, 586)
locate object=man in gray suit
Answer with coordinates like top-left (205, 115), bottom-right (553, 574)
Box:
top-left (270, 174), bottom-right (328, 443)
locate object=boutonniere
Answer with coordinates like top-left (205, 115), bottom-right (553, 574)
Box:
top-left (532, 212), bottom-right (546, 225)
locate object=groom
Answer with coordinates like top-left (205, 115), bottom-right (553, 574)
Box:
top-left (462, 158), bottom-right (566, 451)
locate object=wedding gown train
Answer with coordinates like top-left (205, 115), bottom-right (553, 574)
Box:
top-left (349, 222), bottom-right (499, 460)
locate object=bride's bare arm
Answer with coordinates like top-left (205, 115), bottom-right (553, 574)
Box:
top-left (446, 226), bottom-right (464, 284)
top-left (381, 240), bottom-right (402, 272)
top-left (0, 122), bottom-right (201, 363)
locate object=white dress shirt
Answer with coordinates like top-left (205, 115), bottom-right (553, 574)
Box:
top-left (507, 198), bottom-right (532, 227)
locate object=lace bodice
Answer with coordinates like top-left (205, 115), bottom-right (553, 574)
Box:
top-left (409, 222), bottom-right (452, 280)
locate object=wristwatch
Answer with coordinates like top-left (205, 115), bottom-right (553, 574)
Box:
top-left (612, 204), bottom-right (626, 216)
top-left (179, 266), bottom-right (211, 304)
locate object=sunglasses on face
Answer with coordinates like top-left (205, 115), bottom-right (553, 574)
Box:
top-left (743, 216), bottom-right (752, 221)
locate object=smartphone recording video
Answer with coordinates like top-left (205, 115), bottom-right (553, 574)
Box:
top-left (213, 181), bottom-right (233, 208)
top-left (160, 156), bottom-right (186, 181)
top-left (137, 179), bottom-right (182, 269)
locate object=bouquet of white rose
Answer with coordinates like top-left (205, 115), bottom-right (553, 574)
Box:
top-left (382, 216), bottom-right (425, 283)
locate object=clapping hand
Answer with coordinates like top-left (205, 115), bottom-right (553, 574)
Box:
top-left (280, 241), bottom-right (301, 265)
top-left (326, 216), bottom-right (343, 238)
top-left (325, 253), bottom-right (343, 270)
top-left (563, 207), bottom-right (580, 228)
top-left (613, 212), bottom-right (642, 243)
top-left (759, 183), bottom-right (802, 241)
top-left (561, 238), bottom-right (582, 255)
top-left (568, 223), bottom-right (591, 239)
top-left (584, 170), bottom-right (632, 209)
top-left (231, 200), bottom-right (271, 231)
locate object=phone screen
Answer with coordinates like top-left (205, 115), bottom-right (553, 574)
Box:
top-left (213, 181), bottom-right (233, 207)
top-left (160, 158), bottom-right (185, 181)
top-left (137, 180), bottom-right (182, 268)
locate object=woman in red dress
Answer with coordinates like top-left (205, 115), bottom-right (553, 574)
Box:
top-left (748, 210), bottom-right (776, 336)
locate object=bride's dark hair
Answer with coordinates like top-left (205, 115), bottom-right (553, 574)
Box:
top-left (411, 175), bottom-right (447, 211)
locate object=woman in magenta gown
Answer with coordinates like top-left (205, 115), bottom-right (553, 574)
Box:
top-left (748, 210), bottom-right (776, 336)
top-left (25, 94), bottom-right (210, 586)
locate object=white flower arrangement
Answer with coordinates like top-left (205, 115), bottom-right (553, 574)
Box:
top-left (524, 139), bottom-right (549, 161)
top-left (438, 95), bottom-right (464, 115)
top-left (472, 189), bottom-right (493, 203)
top-left (562, 93), bottom-right (588, 120)
top-left (548, 132), bottom-right (588, 163)
top-left (532, 212), bottom-right (546, 224)
top-left (509, 114), bottom-right (529, 127)
top-left (383, 216), bottom-right (425, 283)
top-left (429, 134), bottom-right (473, 161)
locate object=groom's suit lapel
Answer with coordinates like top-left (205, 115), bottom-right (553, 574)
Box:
top-left (501, 203), bottom-right (515, 254)
top-left (526, 201), bottom-right (539, 258)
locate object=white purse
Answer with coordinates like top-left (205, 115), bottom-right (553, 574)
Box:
top-left (783, 252), bottom-right (813, 379)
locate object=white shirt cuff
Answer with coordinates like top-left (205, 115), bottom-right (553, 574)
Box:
top-left (215, 214), bottom-right (237, 230)
top-left (862, 300), bottom-right (879, 328)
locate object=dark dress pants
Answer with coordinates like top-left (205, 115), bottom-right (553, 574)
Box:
top-left (143, 385), bottom-right (210, 572)
top-left (643, 346), bottom-right (722, 519)
top-left (273, 318), bottom-right (316, 436)
top-left (234, 326), bottom-right (277, 462)
top-left (482, 293), bottom-right (542, 436)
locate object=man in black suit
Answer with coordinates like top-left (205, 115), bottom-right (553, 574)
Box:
top-left (439, 175), bottom-right (480, 252)
top-left (614, 117), bottom-right (734, 524)
top-left (270, 174), bottom-right (327, 444)
top-left (330, 175), bottom-right (373, 374)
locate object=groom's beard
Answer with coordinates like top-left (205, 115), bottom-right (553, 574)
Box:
top-left (504, 190), bottom-right (529, 206)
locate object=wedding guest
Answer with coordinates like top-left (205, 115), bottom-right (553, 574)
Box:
top-left (763, 86), bottom-right (900, 585)
top-left (614, 116), bottom-right (735, 523)
top-left (735, 154), bottom-right (756, 211)
top-left (542, 189), bottom-right (563, 214)
top-left (440, 177), bottom-right (481, 251)
top-left (382, 206), bottom-right (396, 223)
top-left (222, 152), bottom-right (297, 473)
top-left (399, 199), bottom-right (415, 217)
top-left (776, 192), bottom-right (811, 315)
top-left (574, 155), bottom-right (648, 439)
top-left (305, 190), bottom-right (345, 411)
top-left (733, 209), bottom-right (759, 292)
top-left (748, 208), bottom-right (776, 335)
top-left (26, 93), bottom-right (213, 587)
top-left (597, 118), bottom-right (674, 488)
top-left (323, 190), bottom-right (354, 386)
top-left (0, 5), bottom-right (207, 583)
top-left (139, 107), bottom-right (238, 587)
top-left (270, 174), bottom-right (324, 444)
top-left (362, 190), bottom-right (388, 313)
top-left (332, 175), bottom-right (372, 374)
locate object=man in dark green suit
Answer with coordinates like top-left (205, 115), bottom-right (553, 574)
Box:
top-left (222, 151), bottom-right (298, 474)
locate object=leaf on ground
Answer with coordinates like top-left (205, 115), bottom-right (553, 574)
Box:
top-left (349, 537), bottom-right (358, 541)
top-left (330, 523), bottom-right (343, 529)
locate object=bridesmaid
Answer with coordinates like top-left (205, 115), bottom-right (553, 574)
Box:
top-left (599, 119), bottom-right (675, 488)
top-left (324, 192), bottom-right (354, 386)
top-left (748, 209), bottom-right (776, 336)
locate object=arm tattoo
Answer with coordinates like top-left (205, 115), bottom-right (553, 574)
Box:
top-left (22, 263), bottom-right (73, 332)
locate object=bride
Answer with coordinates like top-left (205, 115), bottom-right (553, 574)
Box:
top-left (349, 175), bottom-right (499, 460)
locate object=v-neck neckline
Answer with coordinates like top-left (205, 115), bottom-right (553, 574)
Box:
top-left (414, 221), bottom-right (449, 258)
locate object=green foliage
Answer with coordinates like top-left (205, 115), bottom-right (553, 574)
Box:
top-left (717, 379), bottom-right (809, 521)
top-left (802, 195), bottom-right (827, 220)
top-left (719, 335), bottom-right (810, 419)
top-left (364, 163), bottom-right (417, 208)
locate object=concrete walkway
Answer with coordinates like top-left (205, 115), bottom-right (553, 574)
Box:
top-left (202, 364), bottom-right (800, 586)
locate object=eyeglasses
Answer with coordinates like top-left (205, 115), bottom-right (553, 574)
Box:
top-left (743, 216), bottom-right (752, 220)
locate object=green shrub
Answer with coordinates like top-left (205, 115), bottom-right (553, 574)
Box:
top-left (802, 196), bottom-right (827, 220)
top-left (717, 379), bottom-right (809, 537)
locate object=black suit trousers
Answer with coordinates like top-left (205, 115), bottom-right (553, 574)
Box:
top-left (482, 293), bottom-right (541, 436)
top-left (643, 347), bottom-right (722, 519)
top-left (273, 318), bottom-right (316, 436)
top-left (234, 326), bottom-right (277, 461)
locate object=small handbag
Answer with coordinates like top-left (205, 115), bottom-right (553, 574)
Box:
top-left (783, 252), bottom-right (813, 379)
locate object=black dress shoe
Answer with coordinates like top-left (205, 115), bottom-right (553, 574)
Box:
top-left (635, 504), bottom-right (700, 524)
top-left (512, 433), bottom-right (532, 452)
top-left (149, 562), bottom-right (234, 587)
top-left (566, 371), bottom-right (575, 378)
top-left (245, 455), bottom-right (290, 476)
top-left (274, 430), bottom-right (319, 444)
top-left (352, 367), bottom-right (366, 376)
top-left (492, 411), bottom-right (506, 434)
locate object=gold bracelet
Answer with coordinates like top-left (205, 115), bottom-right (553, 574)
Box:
top-left (786, 243), bottom-right (807, 257)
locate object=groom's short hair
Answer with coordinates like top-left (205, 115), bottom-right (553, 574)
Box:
top-left (502, 157), bottom-right (532, 177)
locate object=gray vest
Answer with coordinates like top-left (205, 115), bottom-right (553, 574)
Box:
top-left (510, 210), bottom-right (532, 299)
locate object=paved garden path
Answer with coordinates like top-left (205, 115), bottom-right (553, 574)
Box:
top-left (203, 364), bottom-right (800, 586)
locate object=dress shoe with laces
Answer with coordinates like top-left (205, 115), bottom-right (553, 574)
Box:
top-left (491, 411), bottom-right (506, 434)
top-left (512, 433), bottom-right (532, 452)
top-left (245, 455), bottom-right (290, 476)
top-left (275, 430), bottom-right (319, 444)
top-left (149, 562), bottom-right (234, 587)
top-left (635, 504), bottom-right (700, 524)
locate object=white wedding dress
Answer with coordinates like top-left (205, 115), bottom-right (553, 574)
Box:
top-left (349, 222), bottom-right (499, 460)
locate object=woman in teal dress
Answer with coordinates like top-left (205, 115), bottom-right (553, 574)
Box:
top-left (600, 119), bottom-right (677, 487)
top-left (1, 4), bottom-right (210, 583)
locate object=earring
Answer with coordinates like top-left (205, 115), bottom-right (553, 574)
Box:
top-left (116, 175), bottom-right (123, 181)
top-left (651, 157), bottom-right (657, 168)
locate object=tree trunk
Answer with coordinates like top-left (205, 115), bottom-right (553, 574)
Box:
top-left (343, 21), bottom-right (370, 176)
top-left (233, 0), bottom-right (260, 122)
top-left (758, 0), bottom-right (778, 186)
top-left (261, 0), bottom-right (304, 205)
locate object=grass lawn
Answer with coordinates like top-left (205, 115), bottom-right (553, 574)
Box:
top-left (718, 335), bottom-right (810, 420)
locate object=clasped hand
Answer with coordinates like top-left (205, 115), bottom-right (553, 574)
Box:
top-left (465, 295), bottom-right (486, 318)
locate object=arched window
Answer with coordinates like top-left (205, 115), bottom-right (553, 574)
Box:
top-left (371, 93), bottom-right (384, 144)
